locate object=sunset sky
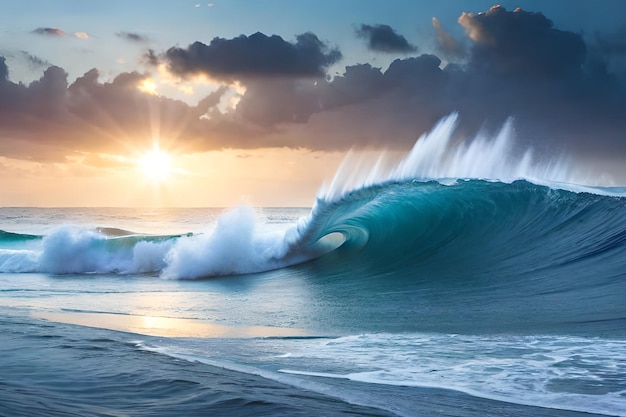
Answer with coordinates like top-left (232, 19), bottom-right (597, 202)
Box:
top-left (1, 0), bottom-right (625, 207)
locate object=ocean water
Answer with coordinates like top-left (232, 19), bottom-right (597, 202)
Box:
top-left (1, 114), bottom-right (625, 416)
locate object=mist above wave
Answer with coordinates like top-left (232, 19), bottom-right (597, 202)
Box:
top-left (319, 112), bottom-right (609, 202)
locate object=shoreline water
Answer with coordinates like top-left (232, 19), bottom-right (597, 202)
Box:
top-left (2, 196), bottom-right (625, 416)
top-left (1, 310), bottom-right (613, 417)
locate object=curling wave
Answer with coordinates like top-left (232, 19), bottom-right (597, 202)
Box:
top-left (0, 113), bottom-right (624, 280)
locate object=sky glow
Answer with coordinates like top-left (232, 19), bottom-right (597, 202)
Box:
top-left (0, 1), bottom-right (624, 207)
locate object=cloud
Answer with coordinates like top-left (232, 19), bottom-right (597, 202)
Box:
top-left (19, 51), bottom-right (50, 69)
top-left (32, 27), bottom-right (66, 37)
top-left (1, 5), bottom-right (625, 170)
top-left (0, 51), bottom-right (49, 71)
top-left (235, 6), bottom-right (625, 157)
top-left (458, 5), bottom-right (586, 79)
top-left (355, 24), bottom-right (417, 53)
top-left (31, 27), bottom-right (89, 40)
top-left (0, 61), bottom-right (270, 160)
top-left (150, 31), bottom-right (342, 81)
top-left (117, 31), bottom-right (149, 43)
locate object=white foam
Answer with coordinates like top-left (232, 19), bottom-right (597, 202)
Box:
top-left (0, 208), bottom-right (337, 277)
top-left (39, 226), bottom-right (110, 274)
top-left (0, 249), bottom-right (39, 273)
top-left (278, 333), bottom-right (626, 416)
top-left (132, 240), bottom-right (172, 273)
top-left (37, 226), bottom-right (140, 274)
top-left (161, 206), bottom-right (324, 279)
top-left (139, 332), bottom-right (626, 417)
top-left (32, 225), bottom-right (172, 274)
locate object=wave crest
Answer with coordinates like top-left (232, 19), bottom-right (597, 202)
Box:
top-left (1, 114), bottom-right (624, 279)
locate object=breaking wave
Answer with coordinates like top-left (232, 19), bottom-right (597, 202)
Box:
top-left (1, 113), bottom-right (624, 280)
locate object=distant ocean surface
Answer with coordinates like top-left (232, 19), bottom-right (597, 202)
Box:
top-left (1, 115), bottom-right (625, 416)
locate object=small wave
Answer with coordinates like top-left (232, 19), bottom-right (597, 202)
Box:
top-left (0, 226), bottom-right (178, 274)
top-left (0, 249), bottom-right (40, 273)
top-left (0, 230), bottom-right (42, 242)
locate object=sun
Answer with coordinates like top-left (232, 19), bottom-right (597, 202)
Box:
top-left (139, 145), bottom-right (173, 184)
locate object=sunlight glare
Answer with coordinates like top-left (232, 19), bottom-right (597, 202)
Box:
top-left (139, 145), bottom-right (172, 184)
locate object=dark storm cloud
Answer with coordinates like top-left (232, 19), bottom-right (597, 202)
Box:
top-left (446, 5), bottom-right (625, 155)
top-left (254, 6), bottom-right (626, 154)
top-left (355, 24), bottom-right (417, 53)
top-left (152, 32), bottom-right (342, 81)
top-left (234, 79), bottom-right (317, 126)
top-left (316, 63), bottom-right (387, 109)
top-left (32, 27), bottom-right (66, 37)
top-left (1, 5), bottom-right (626, 164)
top-left (459, 5), bottom-right (587, 78)
top-left (117, 31), bottom-right (149, 43)
top-left (221, 54), bottom-right (441, 128)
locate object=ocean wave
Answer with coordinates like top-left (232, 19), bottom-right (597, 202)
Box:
top-left (1, 113), bottom-right (624, 279)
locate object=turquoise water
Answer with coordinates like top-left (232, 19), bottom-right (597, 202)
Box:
top-left (1, 179), bottom-right (626, 416)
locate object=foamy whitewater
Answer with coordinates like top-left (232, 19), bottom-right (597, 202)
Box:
top-left (1, 113), bottom-right (625, 416)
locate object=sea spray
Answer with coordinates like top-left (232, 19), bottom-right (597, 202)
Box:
top-left (39, 226), bottom-right (110, 274)
top-left (0, 249), bottom-right (39, 273)
top-left (132, 240), bottom-right (173, 273)
top-left (37, 226), bottom-right (170, 274)
top-left (161, 206), bottom-right (340, 279)
top-left (163, 206), bottom-right (270, 279)
top-left (319, 113), bottom-right (586, 201)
